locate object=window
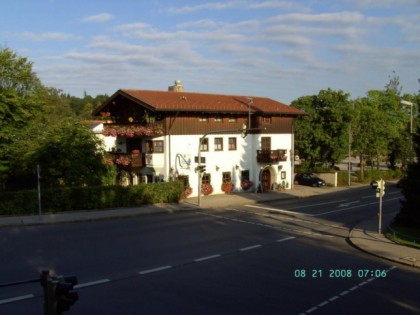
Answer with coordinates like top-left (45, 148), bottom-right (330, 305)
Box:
top-left (261, 137), bottom-right (271, 151)
top-left (202, 173), bottom-right (211, 185)
top-left (222, 172), bottom-right (231, 183)
top-left (214, 117), bottom-right (222, 123)
top-left (241, 170), bottom-right (250, 181)
top-left (228, 137), bottom-right (237, 151)
top-left (154, 141), bottom-right (164, 153)
top-left (200, 138), bottom-right (209, 152)
top-left (146, 140), bottom-right (164, 153)
top-left (199, 117), bottom-right (208, 122)
top-left (262, 116), bottom-right (272, 124)
top-left (228, 117), bottom-right (237, 123)
top-left (214, 138), bottom-right (223, 151)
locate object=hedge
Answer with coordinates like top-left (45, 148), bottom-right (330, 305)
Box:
top-left (0, 181), bottom-right (184, 216)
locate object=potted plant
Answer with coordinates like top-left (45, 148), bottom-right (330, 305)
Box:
top-left (201, 183), bottom-right (213, 196)
top-left (221, 181), bottom-right (234, 194)
top-left (183, 186), bottom-right (193, 198)
top-left (241, 180), bottom-right (254, 191)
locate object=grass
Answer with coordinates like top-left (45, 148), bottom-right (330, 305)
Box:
top-left (386, 225), bottom-right (420, 249)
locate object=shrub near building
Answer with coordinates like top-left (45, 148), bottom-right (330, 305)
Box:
top-left (0, 181), bottom-right (184, 216)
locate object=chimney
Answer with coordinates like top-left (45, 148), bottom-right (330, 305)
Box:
top-left (168, 80), bottom-right (184, 92)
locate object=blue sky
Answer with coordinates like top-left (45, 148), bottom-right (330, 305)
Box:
top-left (1, 0), bottom-right (419, 103)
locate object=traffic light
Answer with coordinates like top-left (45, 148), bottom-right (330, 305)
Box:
top-left (380, 179), bottom-right (385, 196)
top-left (375, 179), bottom-right (385, 197)
top-left (56, 276), bottom-right (78, 314)
top-left (196, 165), bottom-right (206, 173)
top-left (40, 271), bottom-right (78, 315)
top-left (241, 123), bottom-right (247, 138)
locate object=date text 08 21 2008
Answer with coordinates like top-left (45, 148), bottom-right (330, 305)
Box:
top-left (294, 269), bottom-right (389, 279)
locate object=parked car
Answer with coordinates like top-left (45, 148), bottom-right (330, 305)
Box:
top-left (294, 173), bottom-right (326, 187)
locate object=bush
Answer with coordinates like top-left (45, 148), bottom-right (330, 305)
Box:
top-left (354, 169), bottom-right (403, 183)
top-left (0, 181), bottom-right (184, 216)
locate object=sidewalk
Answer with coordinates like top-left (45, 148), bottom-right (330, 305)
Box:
top-left (1, 184), bottom-right (418, 268)
top-left (349, 211), bottom-right (420, 268)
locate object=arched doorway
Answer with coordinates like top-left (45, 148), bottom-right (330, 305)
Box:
top-left (261, 168), bottom-right (271, 192)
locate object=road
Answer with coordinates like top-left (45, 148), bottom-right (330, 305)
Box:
top-left (1, 183), bottom-right (419, 314)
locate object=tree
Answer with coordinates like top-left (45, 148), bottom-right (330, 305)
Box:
top-left (1, 47), bottom-right (110, 190)
top-left (385, 70), bottom-right (402, 96)
top-left (352, 90), bottom-right (407, 178)
top-left (291, 89), bottom-right (352, 168)
top-left (395, 120), bottom-right (420, 227)
top-left (30, 119), bottom-right (106, 187)
top-left (0, 47), bottom-right (43, 184)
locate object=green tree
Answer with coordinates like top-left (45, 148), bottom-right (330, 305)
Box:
top-left (291, 89), bottom-right (352, 168)
top-left (31, 118), bottom-right (107, 187)
top-left (396, 121), bottom-right (420, 227)
top-left (352, 90), bottom-right (408, 178)
top-left (0, 47), bottom-right (43, 184)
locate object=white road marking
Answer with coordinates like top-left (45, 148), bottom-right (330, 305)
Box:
top-left (300, 266), bottom-right (397, 314)
top-left (194, 254), bottom-right (221, 262)
top-left (287, 200), bottom-right (348, 209)
top-left (276, 236), bottom-right (296, 242)
top-left (245, 205), bottom-right (303, 215)
top-left (239, 244), bottom-right (262, 251)
top-left (338, 201), bottom-right (360, 207)
top-left (75, 279), bottom-right (110, 289)
top-left (139, 265), bottom-right (172, 275)
top-left (0, 294), bottom-right (35, 305)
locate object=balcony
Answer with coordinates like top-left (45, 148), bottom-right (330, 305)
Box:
top-left (105, 152), bottom-right (144, 168)
top-left (102, 123), bottom-right (164, 137)
top-left (256, 150), bottom-right (287, 163)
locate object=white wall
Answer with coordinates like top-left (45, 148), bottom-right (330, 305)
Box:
top-left (168, 133), bottom-right (294, 196)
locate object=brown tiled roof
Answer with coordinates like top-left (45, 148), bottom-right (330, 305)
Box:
top-left (94, 89), bottom-right (306, 116)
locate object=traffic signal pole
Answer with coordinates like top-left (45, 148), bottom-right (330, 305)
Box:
top-left (376, 179), bottom-right (385, 235)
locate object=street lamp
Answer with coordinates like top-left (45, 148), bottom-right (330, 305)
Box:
top-left (401, 100), bottom-right (414, 164)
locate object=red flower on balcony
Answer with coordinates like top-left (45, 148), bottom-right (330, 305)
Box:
top-left (102, 124), bottom-right (164, 137)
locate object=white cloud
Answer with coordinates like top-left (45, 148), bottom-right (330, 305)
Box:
top-left (168, 0), bottom-right (305, 14)
top-left (82, 13), bottom-right (114, 23)
top-left (16, 32), bottom-right (82, 41)
top-left (168, 1), bottom-right (242, 14)
top-left (269, 11), bottom-right (365, 24)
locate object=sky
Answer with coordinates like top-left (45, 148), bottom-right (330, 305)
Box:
top-left (1, 0), bottom-right (419, 104)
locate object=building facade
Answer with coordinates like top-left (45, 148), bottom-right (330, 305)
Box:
top-left (93, 81), bottom-right (305, 197)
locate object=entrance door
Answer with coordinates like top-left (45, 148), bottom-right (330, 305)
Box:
top-left (261, 169), bottom-right (271, 191)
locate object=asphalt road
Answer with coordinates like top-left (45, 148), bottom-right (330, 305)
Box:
top-left (1, 184), bottom-right (419, 314)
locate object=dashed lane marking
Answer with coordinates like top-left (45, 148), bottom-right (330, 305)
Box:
top-left (0, 294), bottom-right (35, 305)
top-left (1, 233), bottom-right (298, 306)
top-left (300, 266), bottom-right (397, 314)
top-left (139, 265), bottom-right (172, 275)
top-left (194, 254), bottom-right (222, 262)
top-left (75, 279), bottom-right (110, 289)
top-left (240, 244), bottom-right (262, 251)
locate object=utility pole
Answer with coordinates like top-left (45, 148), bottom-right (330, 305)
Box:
top-left (37, 164), bottom-right (42, 216)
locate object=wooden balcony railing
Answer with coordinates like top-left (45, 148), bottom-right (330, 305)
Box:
top-left (256, 150), bottom-right (287, 163)
top-left (105, 152), bottom-right (144, 168)
top-left (102, 123), bottom-right (164, 137)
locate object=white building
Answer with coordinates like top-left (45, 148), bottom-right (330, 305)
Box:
top-left (93, 81), bottom-right (305, 197)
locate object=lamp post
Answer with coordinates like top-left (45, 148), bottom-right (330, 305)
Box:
top-left (401, 100), bottom-right (414, 164)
